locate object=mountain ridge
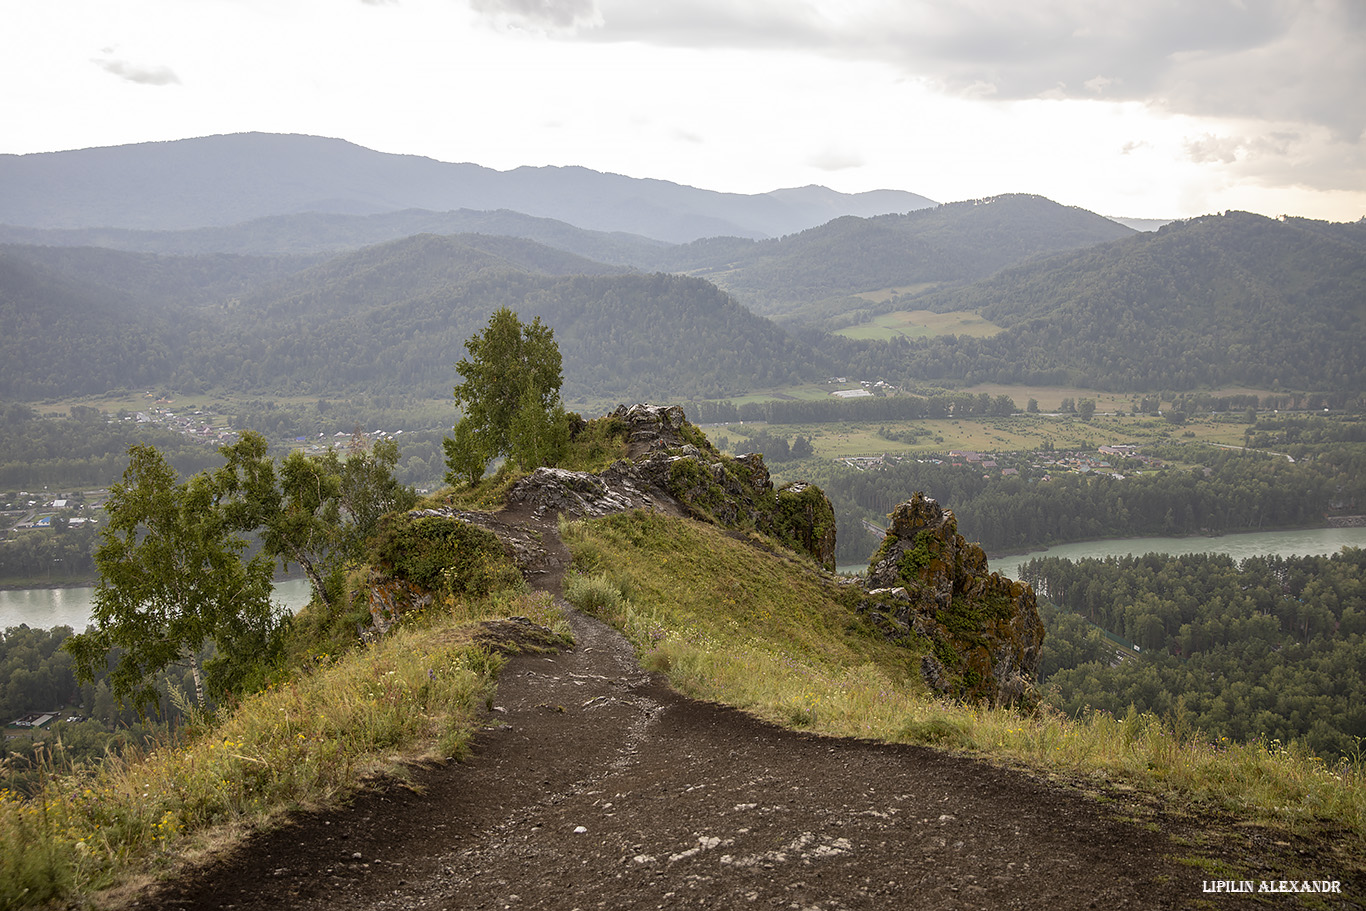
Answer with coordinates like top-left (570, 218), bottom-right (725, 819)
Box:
top-left (0, 133), bottom-right (936, 243)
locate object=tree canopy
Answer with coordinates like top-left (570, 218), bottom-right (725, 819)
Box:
top-left (65, 445), bottom-right (283, 711)
top-left (444, 308), bottom-right (569, 485)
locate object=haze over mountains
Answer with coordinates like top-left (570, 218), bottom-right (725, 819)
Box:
top-left (0, 133), bottom-right (935, 243)
top-left (1, 133), bottom-right (1362, 407)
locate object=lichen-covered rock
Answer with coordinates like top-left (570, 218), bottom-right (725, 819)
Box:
top-left (359, 569), bottom-right (435, 641)
top-left (505, 463), bottom-right (667, 519)
top-left (861, 492), bottom-right (1044, 708)
top-left (611, 403), bottom-right (696, 456)
top-left (771, 482), bottom-right (837, 572)
top-left (635, 446), bottom-right (837, 571)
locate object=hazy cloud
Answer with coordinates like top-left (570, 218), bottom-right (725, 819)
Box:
top-left (570, 1), bottom-right (1363, 131)
top-left (809, 147), bottom-right (865, 171)
top-left (93, 58), bottom-right (182, 86)
top-left (539, 0), bottom-right (1364, 196)
top-left (470, 0), bottom-right (600, 30)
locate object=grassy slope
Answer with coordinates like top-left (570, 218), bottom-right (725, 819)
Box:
top-left (559, 511), bottom-right (1365, 870)
top-left (0, 588), bottom-right (566, 909)
top-left (5, 501), bottom-right (1362, 906)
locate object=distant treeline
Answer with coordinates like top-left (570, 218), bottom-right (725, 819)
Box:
top-left (0, 522), bottom-right (99, 585)
top-left (801, 442), bottom-right (1365, 563)
top-left (1027, 549), bottom-right (1366, 760)
top-left (0, 624), bottom-right (193, 794)
top-left (683, 392), bottom-right (1019, 426)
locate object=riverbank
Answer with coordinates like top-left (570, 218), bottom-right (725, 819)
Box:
top-left (983, 521), bottom-right (1339, 560)
top-left (988, 525), bottom-right (1366, 580)
top-left (0, 577), bottom-right (98, 591)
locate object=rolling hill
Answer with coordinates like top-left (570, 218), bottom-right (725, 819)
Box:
top-left (844, 211), bottom-right (1366, 391)
top-left (645, 194), bottom-right (1137, 323)
top-left (0, 234), bottom-right (825, 403)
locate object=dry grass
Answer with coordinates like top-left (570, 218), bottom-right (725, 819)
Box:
top-left (0, 588), bottom-right (559, 910)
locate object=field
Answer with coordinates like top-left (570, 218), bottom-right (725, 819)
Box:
top-left (710, 411), bottom-right (1257, 461)
top-left (833, 309), bottom-right (1005, 341)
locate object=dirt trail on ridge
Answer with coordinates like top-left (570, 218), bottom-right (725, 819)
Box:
top-left (132, 513), bottom-right (1333, 910)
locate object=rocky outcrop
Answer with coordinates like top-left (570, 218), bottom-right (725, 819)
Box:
top-left (611, 403), bottom-right (695, 457)
top-left (370, 403), bottom-right (838, 627)
top-left (636, 446), bottom-right (836, 571)
top-left (503, 403), bottom-right (837, 571)
top-left (860, 493), bottom-right (1044, 708)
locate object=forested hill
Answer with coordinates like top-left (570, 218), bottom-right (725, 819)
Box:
top-left (0, 133), bottom-right (934, 242)
top-left (0, 208), bottom-right (676, 264)
top-left (845, 211), bottom-right (1366, 391)
top-left (0, 244), bottom-right (322, 306)
top-left (647, 194), bottom-right (1136, 321)
top-left (0, 234), bottom-right (824, 402)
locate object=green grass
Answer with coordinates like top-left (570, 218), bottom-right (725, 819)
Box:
top-left (850, 284), bottom-right (941, 304)
top-left (833, 309), bottom-right (1005, 341)
top-left (559, 510), bottom-right (1366, 851)
top-left (0, 586), bottom-right (560, 910)
top-left (560, 512), bottom-right (928, 734)
top-left (717, 412), bottom-right (1257, 462)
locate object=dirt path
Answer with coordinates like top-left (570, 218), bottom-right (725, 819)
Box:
top-left (131, 516), bottom-right (1323, 910)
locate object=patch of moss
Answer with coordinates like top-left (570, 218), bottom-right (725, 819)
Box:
top-left (896, 530), bottom-right (936, 584)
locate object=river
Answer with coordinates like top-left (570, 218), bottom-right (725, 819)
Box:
top-left (839, 526), bottom-right (1366, 581)
top-left (0, 577), bottom-right (315, 631)
top-left (10, 527), bottom-right (1366, 629)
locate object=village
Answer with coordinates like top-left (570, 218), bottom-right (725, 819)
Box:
top-left (838, 443), bottom-right (1166, 480)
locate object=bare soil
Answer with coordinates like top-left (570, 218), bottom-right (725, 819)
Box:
top-left (129, 513), bottom-right (1359, 910)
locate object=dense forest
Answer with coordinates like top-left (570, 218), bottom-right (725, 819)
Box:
top-left (0, 624), bottom-right (194, 794)
top-left (1025, 549), bottom-right (1366, 760)
top-left (840, 211), bottom-right (1366, 391)
top-left (2, 238), bottom-right (826, 403)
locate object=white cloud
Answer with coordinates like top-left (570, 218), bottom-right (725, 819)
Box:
top-left (93, 57), bottom-right (181, 86)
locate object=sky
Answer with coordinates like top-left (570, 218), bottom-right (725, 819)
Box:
top-left (4, 0), bottom-right (1364, 222)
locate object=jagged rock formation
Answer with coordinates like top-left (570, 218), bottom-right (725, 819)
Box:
top-left (860, 493), bottom-right (1044, 708)
top-left (505, 404), bottom-right (837, 571)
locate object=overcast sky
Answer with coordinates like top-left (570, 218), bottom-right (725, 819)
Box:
top-left (5, 0), bottom-right (1363, 221)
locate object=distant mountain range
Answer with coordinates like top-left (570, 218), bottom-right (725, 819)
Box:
top-left (1, 134), bottom-right (1360, 404)
top-left (0, 133), bottom-right (936, 243)
top-left (649, 194), bottom-right (1137, 322)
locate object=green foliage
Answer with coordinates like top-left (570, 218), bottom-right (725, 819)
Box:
top-left (1028, 548), bottom-right (1366, 760)
top-left (64, 446), bottom-right (284, 712)
top-left (555, 414), bottom-right (628, 474)
top-left (562, 573), bottom-right (625, 617)
top-left (218, 431), bottom-right (417, 612)
top-left (445, 308), bottom-right (568, 485)
top-left (367, 513), bottom-right (520, 597)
